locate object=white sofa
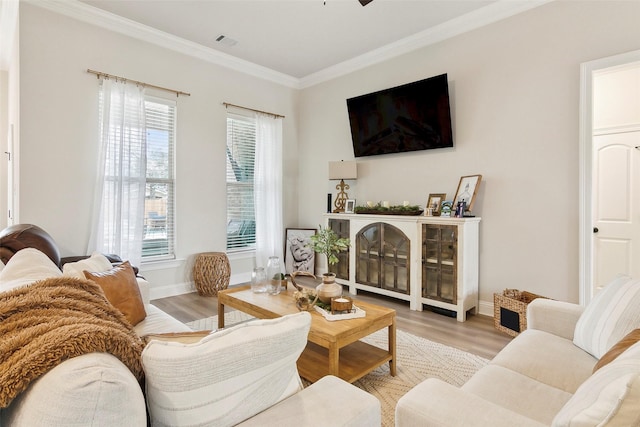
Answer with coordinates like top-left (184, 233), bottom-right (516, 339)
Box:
top-left (396, 276), bottom-right (640, 427)
top-left (0, 248), bottom-right (380, 426)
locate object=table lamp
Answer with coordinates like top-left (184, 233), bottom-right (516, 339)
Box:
top-left (329, 160), bottom-right (357, 213)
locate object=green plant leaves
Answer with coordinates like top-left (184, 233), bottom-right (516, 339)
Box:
top-left (308, 225), bottom-right (350, 266)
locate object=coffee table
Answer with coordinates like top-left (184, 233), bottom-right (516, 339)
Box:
top-left (218, 285), bottom-right (396, 383)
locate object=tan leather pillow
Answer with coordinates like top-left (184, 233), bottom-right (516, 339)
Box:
top-left (593, 328), bottom-right (640, 372)
top-left (84, 261), bottom-right (147, 326)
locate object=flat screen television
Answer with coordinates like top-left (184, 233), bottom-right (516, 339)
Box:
top-left (346, 73), bottom-right (453, 157)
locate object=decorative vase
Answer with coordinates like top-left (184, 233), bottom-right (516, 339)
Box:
top-left (251, 267), bottom-right (268, 293)
top-left (316, 273), bottom-right (342, 303)
top-left (266, 256), bottom-right (283, 295)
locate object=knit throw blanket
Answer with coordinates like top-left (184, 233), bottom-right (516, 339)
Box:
top-left (0, 277), bottom-right (145, 408)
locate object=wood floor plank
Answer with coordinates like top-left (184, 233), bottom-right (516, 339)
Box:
top-left (152, 289), bottom-right (512, 360)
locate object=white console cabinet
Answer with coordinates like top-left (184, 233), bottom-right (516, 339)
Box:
top-left (325, 213), bottom-right (480, 322)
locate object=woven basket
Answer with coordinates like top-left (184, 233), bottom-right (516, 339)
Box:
top-left (493, 290), bottom-right (547, 337)
top-left (193, 252), bottom-right (231, 296)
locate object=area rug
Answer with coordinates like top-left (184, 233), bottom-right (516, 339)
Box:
top-left (186, 311), bottom-right (488, 427)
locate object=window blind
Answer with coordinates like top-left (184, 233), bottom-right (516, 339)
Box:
top-left (142, 97), bottom-right (176, 259)
top-left (226, 114), bottom-right (256, 250)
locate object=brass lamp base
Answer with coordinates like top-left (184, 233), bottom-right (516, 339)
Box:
top-left (333, 179), bottom-right (349, 213)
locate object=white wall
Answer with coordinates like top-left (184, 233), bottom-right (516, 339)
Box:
top-left (18, 3), bottom-right (299, 296)
top-left (297, 1), bottom-right (640, 306)
top-left (0, 70), bottom-right (7, 224)
top-left (0, 0), bottom-right (20, 228)
top-left (16, 1), bottom-right (640, 307)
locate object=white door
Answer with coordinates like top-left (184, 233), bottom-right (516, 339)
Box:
top-left (592, 131), bottom-right (640, 293)
top-left (589, 61), bottom-right (640, 298)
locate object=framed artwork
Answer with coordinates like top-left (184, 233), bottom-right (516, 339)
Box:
top-left (453, 174), bottom-right (482, 212)
top-left (426, 193), bottom-right (446, 216)
top-left (440, 201), bottom-right (453, 217)
top-left (345, 199), bottom-right (356, 214)
top-left (285, 228), bottom-right (316, 274)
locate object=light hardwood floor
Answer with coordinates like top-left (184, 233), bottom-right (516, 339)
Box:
top-left (152, 289), bottom-right (513, 360)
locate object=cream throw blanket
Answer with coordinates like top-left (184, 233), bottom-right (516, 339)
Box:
top-left (0, 277), bottom-right (145, 408)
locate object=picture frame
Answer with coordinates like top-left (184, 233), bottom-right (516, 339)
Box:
top-left (426, 193), bottom-right (446, 216)
top-left (453, 174), bottom-right (482, 213)
top-left (285, 228), bottom-right (316, 274)
top-left (440, 201), bottom-right (453, 217)
top-left (345, 199), bottom-right (356, 214)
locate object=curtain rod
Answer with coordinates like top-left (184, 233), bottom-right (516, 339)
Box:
top-left (87, 69), bottom-right (191, 97)
top-left (223, 102), bottom-right (285, 119)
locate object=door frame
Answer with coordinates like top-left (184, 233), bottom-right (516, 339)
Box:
top-left (579, 49), bottom-right (640, 306)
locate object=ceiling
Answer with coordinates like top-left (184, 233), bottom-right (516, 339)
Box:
top-left (76, 0), bottom-right (544, 83)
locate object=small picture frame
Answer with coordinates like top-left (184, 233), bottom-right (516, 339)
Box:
top-left (345, 199), bottom-right (356, 214)
top-left (285, 228), bottom-right (316, 274)
top-left (426, 193), bottom-right (446, 216)
top-left (440, 201), bottom-right (453, 217)
top-left (453, 174), bottom-right (482, 213)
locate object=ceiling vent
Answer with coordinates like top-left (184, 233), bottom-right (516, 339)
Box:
top-left (215, 34), bottom-right (238, 47)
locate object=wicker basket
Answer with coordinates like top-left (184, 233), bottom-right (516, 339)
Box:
top-left (193, 252), bottom-right (231, 296)
top-left (493, 289), bottom-right (547, 337)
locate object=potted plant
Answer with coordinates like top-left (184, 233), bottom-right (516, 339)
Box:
top-left (308, 225), bottom-right (350, 303)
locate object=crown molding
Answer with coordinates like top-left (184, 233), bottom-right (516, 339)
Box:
top-left (299, 0), bottom-right (553, 88)
top-left (27, 0), bottom-right (551, 90)
top-left (26, 0), bottom-right (300, 88)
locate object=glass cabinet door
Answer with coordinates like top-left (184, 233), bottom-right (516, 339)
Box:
top-left (356, 223), bottom-right (380, 286)
top-left (381, 225), bottom-right (409, 293)
top-left (440, 225), bottom-right (457, 302)
top-left (421, 224), bottom-right (457, 304)
top-left (356, 222), bottom-right (410, 294)
top-left (328, 219), bottom-right (349, 280)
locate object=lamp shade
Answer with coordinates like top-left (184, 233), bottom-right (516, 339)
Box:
top-left (328, 161), bottom-right (357, 180)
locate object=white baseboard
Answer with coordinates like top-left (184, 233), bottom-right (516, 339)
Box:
top-left (231, 271), bottom-right (252, 287)
top-left (477, 299), bottom-right (494, 318)
top-left (149, 272), bottom-right (252, 300)
top-left (150, 281), bottom-right (194, 300)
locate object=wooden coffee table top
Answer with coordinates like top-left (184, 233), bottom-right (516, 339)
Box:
top-left (218, 285), bottom-right (394, 344)
top-left (218, 285), bottom-right (397, 383)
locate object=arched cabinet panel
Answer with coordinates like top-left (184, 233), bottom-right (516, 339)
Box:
top-left (356, 222), bottom-right (410, 294)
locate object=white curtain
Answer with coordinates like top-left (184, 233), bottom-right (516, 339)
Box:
top-left (88, 79), bottom-right (147, 266)
top-left (254, 112), bottom-right (284, 269)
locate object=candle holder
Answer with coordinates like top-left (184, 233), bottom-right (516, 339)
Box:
top-left (331, 296), bottom-right (353, 314)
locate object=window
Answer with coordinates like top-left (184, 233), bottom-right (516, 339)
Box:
top-left (226, 114), bottom-right (256, 250)
top-left (142, 97), bottom-right (176, 259)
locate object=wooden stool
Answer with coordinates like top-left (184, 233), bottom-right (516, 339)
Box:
top-left (193, 252), bottom-right (231, 296)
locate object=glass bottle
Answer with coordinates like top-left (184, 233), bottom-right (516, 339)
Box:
top-left (266, 256), bottom-right (283, 295)
top-left (251, 267), bottom-right (267, 293)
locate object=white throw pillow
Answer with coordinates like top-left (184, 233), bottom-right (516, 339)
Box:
top-left (552, 341), bottom-right (640, 426)
top-left (142, 312), bottom-right (311, 427)
top-left (574, 275), bottom-right (640, 359)
top-left (0, 248), bottom-right (62, 293)
top-left (1, 353), bottom-right (146, 426)
top-left (62, 252), bottom-right (113, 278)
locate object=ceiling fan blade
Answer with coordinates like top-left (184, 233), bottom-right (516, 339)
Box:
top-left (358, 0), bottom-right (373, 5)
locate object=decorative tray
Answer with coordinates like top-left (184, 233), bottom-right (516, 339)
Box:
top-left (314, 304), bottom-right (366, 321)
